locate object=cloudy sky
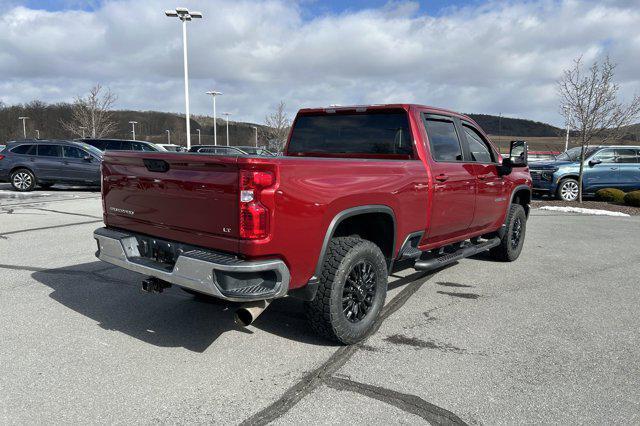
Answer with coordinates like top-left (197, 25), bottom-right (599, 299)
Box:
top-left (0, 0), bottom-right (639, 126)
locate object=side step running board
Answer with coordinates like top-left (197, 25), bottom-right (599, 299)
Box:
top-left (414, 237), bottom-right (501, 271)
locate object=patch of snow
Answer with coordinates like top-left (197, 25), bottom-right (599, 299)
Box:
top-left (538, 206), bottom-right (630, 217)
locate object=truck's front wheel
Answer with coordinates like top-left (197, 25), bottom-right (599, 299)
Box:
top-left (489, 204), bottom-right (527, 262)
top-left (304, 237), bottom-right (388, 345)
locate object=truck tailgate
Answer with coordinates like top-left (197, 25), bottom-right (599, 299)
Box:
top-left (101, 152), bottom-right (240, 251)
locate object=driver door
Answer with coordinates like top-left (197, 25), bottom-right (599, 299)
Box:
top-left (584, 148), bottom-right (618, 191)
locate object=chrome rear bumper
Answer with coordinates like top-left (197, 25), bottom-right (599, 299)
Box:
top-left (93, 227), bottom-right (290, 302)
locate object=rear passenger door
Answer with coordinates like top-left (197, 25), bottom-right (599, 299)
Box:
top-left (461, 122), bottom-right (508, 232)
top-left (422, 114), bottom-right (476, 244)
top-left (615, 148), bottom-right (640, 191)
top-left (35, 144), bottom-right (62, 180)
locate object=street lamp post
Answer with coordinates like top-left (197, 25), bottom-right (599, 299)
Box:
top-left (166, 129), bottom-right (171, 144)
top-left (79, 126), bottom-right (87, 138)
top-left (35, 130), bottom-right (40, 139)
top-left (206, 90), bottom-right (222, 145)
top-left (222, 112), bottom-right (231, 146)
top-left (252, 126), bottom-right (258, 147)
top-left (165, 7), bottom-right (203, 150)
top-left (18, 116), bottom-right (29, 139)
top-left (196, 128), bottom-right (201, 145)
top-left (129, 121), bottom-right (138, 140)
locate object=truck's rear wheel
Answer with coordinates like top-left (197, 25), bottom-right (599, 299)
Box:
top-left (489, 204), bottom-right (527, 262)
top-left (304, 237), bottom-right (388, 345)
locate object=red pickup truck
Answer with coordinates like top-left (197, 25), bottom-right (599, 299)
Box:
top-left (94, 104), bottom-right (531, 344)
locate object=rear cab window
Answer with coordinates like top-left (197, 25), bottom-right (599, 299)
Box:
top-left (287, 109), bottom-right (415, 159)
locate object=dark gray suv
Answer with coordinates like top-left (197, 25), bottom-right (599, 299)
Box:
top-left (0, 140), bottom-right (103, 191)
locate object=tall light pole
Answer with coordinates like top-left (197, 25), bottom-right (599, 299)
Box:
top-left (18, 116), bottom-right (29, 139)
top-left (196, 128), bottom-right (201, 145)
top-left (79, 126), bottom-right (87, 138)
top-left (252, 126), bottom-right (258, 147)
top-left (562, 105), bottom-right (570, 152)
top-left (129, 121), bottom-right (138, 140)
top-left (35, 130), bottom-right (40, 139)
top-left (165, 7), bottom-right (203, 150)
top-left (166, 129), bottom-right (171, 144)
top-left (206, 90), bottom-right (222, 145)
top-left (222, 112), bottom-right (231, 146)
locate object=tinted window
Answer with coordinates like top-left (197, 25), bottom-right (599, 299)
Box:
top-left (592, 149), bottom-right (616, 163)
top-left (86, 140), bottom-right (107, 150)
top-left (63, 146), bottom-right (86, 159)
top-left (37, 144), bottom-right (61, 157)
top-left (11, 144), bottom-right (36, 155)
top-left (615, 149), bottom-right (639, 163)
top-left (288, 112), bottom-right (414, 157)
top-left (106, 140), bottom-right (124, 150)
top-left (424, 118), bottom-right (463, 162)
top-left (463, 125), bottom-right (494, 163)
top-left (132, 142), bottom-right (157, 152)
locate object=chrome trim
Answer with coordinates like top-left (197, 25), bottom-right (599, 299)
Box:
top-left (94, 227), bottom-right (290, 302)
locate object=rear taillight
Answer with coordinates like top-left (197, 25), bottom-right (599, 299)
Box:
top-left (239, 169), bottom-right (275, 239)
top-left (0, 155), bottom-right (5, 160)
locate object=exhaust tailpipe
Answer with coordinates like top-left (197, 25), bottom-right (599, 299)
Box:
top-left (234, 300), bottom-right (271, 326)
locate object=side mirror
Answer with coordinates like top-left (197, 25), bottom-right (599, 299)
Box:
top-left (588, 159), bottom-right (601, 167)
top-left (509, 140), bottom-right (528, 167)
top-left (83, 155), bottom-right (92, 162)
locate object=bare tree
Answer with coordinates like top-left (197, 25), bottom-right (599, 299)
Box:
top-left (263, 101), bottom-right (291, 153)
top-left (62, 84), bottom-right (117, 138)
top-left (558, 56), bottom-right (640, 202)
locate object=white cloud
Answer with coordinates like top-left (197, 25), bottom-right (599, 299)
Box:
top-left (0, 0), bottom-right (639, 126)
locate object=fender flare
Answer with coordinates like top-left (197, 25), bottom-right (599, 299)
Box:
top-left (291, 205), bottom-right (396, 301)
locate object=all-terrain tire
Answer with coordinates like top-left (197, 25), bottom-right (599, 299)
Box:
top-left (304, 237), bottom-right (388, 345)
top-left (11, 168), bottom-right (36, 192)
top-left (489, 204), bottom-right (527, 262)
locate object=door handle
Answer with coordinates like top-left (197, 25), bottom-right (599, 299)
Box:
top-left (610, 167), bottom-right (618, 170)
top-left (435, 174), bottom-right (448, 182)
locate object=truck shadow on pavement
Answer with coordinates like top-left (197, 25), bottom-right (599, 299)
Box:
top-left (31, 261), bottom-right (330, 352)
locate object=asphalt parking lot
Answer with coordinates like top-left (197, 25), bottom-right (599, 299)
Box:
top-left (1, 184), bottom-right (639, 424)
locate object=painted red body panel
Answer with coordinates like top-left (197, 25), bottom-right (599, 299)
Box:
top-left (101, 104), bottom-right (531, 290)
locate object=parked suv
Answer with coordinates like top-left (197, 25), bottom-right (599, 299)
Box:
top-left (81, 139), bottom-right (161, 152)
top-left (0, 140), bottom-right (103, 191)
top-left (530, 146), bottom-right (640, 201)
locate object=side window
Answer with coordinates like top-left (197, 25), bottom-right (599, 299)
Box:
top-left (90, 140), bottom-right (107, 150)
top-left (37, 144), bottom-right (61, 157)
top-left (11, 144), bottom-right (36, 155)
top-left (130, 142), bottom-right (144, 151)
top-left (141, 143), bottom-right (156, 152)
top-left (63, 146), bottom-right (86, 159)
top-left (462, 124), bottom-right (495, 163)
top-left (106, 141), bottom-right (123, 150)
top-left (592, 149), bottom-right (616, 163)
top-left (423, 117), bottom-right (463, 162)
top-left (615, 149), bottom-right (639, 163)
